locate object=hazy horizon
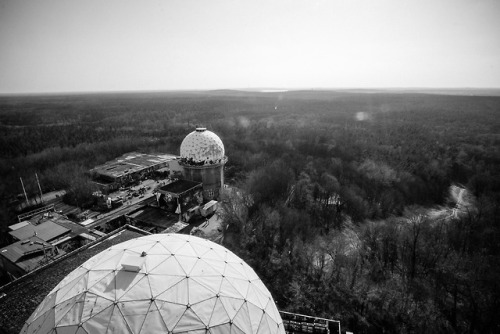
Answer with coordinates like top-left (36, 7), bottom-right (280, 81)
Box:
top-left (1, 0), bottom-right (499, 94)
top-left (3, 86), bottom-right (500, 97)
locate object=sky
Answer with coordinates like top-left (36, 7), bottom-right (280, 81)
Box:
top-left (1, 0), bottom-right (499, 94)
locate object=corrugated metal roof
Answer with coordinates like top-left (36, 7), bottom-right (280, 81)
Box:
top-left (0, 236), bottom-right (51, 263)
top-left (126, 207), bottom-right (175, 227)
top-left (91, 152), bottom-right (179, 179)
top-left (9, 221), bottom-right (70, 242)
top-left (158, 179), bottom-right (202, 195)
top-left (8, 221), bottom-right (29, 231)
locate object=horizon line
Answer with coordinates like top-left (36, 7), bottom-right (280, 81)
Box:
top-left (1, 86), bottom-right (500, 97)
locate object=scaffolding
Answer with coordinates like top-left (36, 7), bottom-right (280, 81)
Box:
top-left (17, 204), bottom-right (55, 223)
top-left (279, 311), bottom-right (341, 334)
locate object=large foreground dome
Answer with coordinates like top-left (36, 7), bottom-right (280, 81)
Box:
top-left (21, 234), bottom-right (284, 334)
top-left (180, 128), bottom-right (225, 164)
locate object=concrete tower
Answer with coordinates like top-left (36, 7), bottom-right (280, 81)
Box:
top-left (179, 127), bottom-right (227, 200)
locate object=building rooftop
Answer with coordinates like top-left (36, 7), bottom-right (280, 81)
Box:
top-left (0, 225), bottom-right (150, 334)
top-left (128, 206), bottom-right (166, 220)
top-left (90, 152), bottom-right (178, 179)
top-left (0, 237), bottom-right (66, 275)
top-left (8, 212), bottom-right (88, 245)
top-left (8, 221), bottom-right (29, 231)
top-left (161, 221), bottom-right (189, 233)
top-left (126, 206), bottom-right (178, 228)
top-left (280, 311), bottom-right (341, 334)
top-left (158, 179), bottom-right (202, 195)
top-left (9, 221), bottom-right (69, 243)
top-left (0, 236), bottom-right (52, 264)
top-left (50, 217), bottom-right (88, 239)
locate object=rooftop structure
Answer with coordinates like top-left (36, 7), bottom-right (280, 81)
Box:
top-left (189, 210), bottom-right (224, 243)
top-left (9, 212), bottom-right (89, 244)
top-left (0, 237), bottom-right (53, 265)
top-left (158, 179), bottom-right (203, 195)
top-left (1, 211), bottom-right (97, 282)
top-left (279, 311), bottom-right (341, 334)
top-left (9, 221), bottom-right (69, 243)
top-left (161, 221), bottom-right (189, 234)
top-left (180, 127), bottom-right (226, 165)
top-left (179, 128), bottom-right (227, 200)
top-left (20, 233), bottom-right (285, 334)
top-left (90, 152), bottom-right (182, 192)
top-left (91, 152), bottom-right (179, 179)
top-left (126, 206), bottom-right (183, 233)
top-left (16, 204), bottom-right (56, 223)
top-left (0, 237), bottom-right (65, 281)
top-left (0, 225), bottom-right (150, 334)
top-left (156, 180), bottom-right (203, 221)
top-left (8, 221), bottom-right (29, 231)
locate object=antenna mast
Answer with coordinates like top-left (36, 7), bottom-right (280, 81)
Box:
top-left (20, 177), bottom-right (29, 207)
top-left (35, 173), bottom-right (43, 204)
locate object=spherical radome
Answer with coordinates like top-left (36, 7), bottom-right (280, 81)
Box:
top-left (21, 234), bottom-right (285, 334)
top-left (180, 128), bottom-right (225, 164)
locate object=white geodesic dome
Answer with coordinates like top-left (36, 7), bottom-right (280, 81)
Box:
top-left (180, 128), bottom-right (225, 164)
top-left (21, 234), bottom-right (285, 334)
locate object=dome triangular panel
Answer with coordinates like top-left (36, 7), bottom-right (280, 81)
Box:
top-left (119, 300), bottom-right (150, 333)
top-left (81, 304), bottom-right (113, 333)
top-left (140, 301), bottom-right (169, 333)
top-left (190, 297), bottom-right (217, 326)
top-left (208, 297), bottom-right (231, 327)
top-left (232, 302), bottom-right (253, 334)
top-left (55, 294), bottom-right (85, 327)
top-left (156, 301), bottom-right (187, 330)
top-left (81, 294), bottom-right (114, 323)
top-left (148, 273), bottom-right (185, 298)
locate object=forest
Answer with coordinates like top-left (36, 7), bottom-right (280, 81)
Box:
top-left (0, 90), bottom-right (499, 333)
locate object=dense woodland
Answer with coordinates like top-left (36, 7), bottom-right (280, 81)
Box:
top-left (0, 90), bottom-right (499, 333)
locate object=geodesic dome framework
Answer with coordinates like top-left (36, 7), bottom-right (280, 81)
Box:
top-left (21, 234), bottom-right (285, 334)
top-left (180, 128), bottom-right (225, 165)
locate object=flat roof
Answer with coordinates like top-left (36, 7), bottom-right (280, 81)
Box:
top-left (0, 236), bottom-right (51, 263)
top-left (51, 218), bottom-right (88, 239)
top-left (9, 221), bottom-right (70, 242)
top-left (53, 201), bottom-right (81, 217)
top-left (0, 237), bottom-right (66, 275)
top-left (0, 225), bottom-right (150, 334)
top-left (9, 212), bottom-right (89, 244)
top-left (91, 152), bottom-right (178, 179)
top-left (8, 221), bottom-right (29, 231)
top-left (126, 206), bottom-right (178, 228)
top-left (158, 179), bottom-right (202, 195)
top-left (203, 200), bottom-right (218, 210)
top-left (80, 218), bottom-right (94, 226)
top-left (161, 221), bottom-right (189, 234)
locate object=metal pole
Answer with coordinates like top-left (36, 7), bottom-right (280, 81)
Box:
top-left (177, 197), bottom-right (182, 222)
top-left (35, 173), bottom-right (43, 204)
top-left (20, 177), bottom-right (29, 207)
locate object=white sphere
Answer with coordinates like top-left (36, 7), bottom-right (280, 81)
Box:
top-left (21, 234), bottom-right (284, 334)
top-left (180, 128), bottom-right (225, 164)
